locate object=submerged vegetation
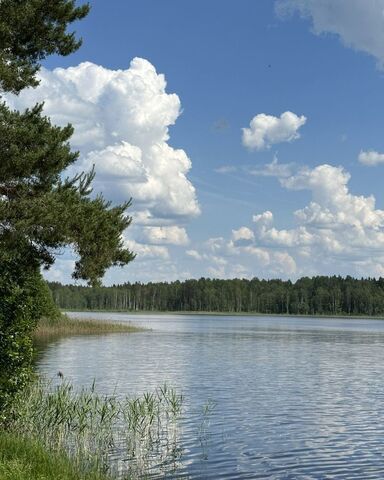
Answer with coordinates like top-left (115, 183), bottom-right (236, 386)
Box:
top-left (6, 379), bottom-right (184, 479)
top-left (50, 276), bottom-right (384, 316)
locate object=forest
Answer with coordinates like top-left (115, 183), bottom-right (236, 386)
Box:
top-left (48, 276), bottom-right (384, 316)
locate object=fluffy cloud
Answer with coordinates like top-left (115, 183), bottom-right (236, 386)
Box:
top-left (186, 249), bottom-right (203, 260)
top-left (131, 163), bottom-right (384, 279)
top-left (5, 58), bottom-right (200, 222)
top-left (242, 111), bottom-right (306, 150)
top-left (232, 226), bottom-right (255, 243)
top-left (281, 164), bottom-right (384, 230)
top-left (140, 226), bottom-right (189, 246)
top-left (186, 163), bottom-right (384, 280)
top-left (276, 0), bottom-right (384, 67)
top-left (257, 164), bottom-right (384, 268)
top-left (4, 58), bottom-right (201, 279)
top-left (123, 239), bottom-right (169, 260)
top-left (252, 211), bottom-right (274, 227)
top-left (184, 230), bottom-right (297, 279)
top-left (358, 150), bottom-right (384, 166)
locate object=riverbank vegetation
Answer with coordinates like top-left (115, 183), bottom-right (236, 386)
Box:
top-left (5, 378), bottom-right (184, 479)
top-left (0, 0), bottom-right (135, 418)
top-left (0, 432), bottom-right (107, 480)
top-left (0, 1), bottom-right (190, 478)
top-left (49, 276), bottom-right (384, 316)
top-left (34, 314), bottom-right (143, 339)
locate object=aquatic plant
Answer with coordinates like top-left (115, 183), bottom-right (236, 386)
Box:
top-left (34, 314), bottom-right (143, 339)
top-left (9, 378), bottom-right (184, 478)
top-left (197, 399), bottom-right (217, 461)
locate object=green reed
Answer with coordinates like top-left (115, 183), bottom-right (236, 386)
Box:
top-left (34, 315), bottom-right (144, 339)
top-left (9, 378), bottom-right (184, 479)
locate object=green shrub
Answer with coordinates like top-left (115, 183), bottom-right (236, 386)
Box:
top-left (0, 253), bottom-right (59, 422)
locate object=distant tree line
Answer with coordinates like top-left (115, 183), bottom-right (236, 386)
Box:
top-left (48, 276), bottom-right (384, 316)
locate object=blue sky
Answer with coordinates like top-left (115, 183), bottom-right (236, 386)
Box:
top-left (8, 0), bottom-right (384, 283)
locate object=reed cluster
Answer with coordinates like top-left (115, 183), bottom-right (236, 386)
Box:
top-left (34, 315), bottom-right (143, 339)
top-left (8, 378), bottom-right (184, 479)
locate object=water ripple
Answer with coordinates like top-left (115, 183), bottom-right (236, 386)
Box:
top-left (38, 314), bottom-right (384, 478)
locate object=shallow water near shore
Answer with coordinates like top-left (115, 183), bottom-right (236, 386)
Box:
top-left (36, 313), bottom-right (384, 479)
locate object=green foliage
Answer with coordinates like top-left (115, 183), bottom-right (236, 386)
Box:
top-left (0, 103), bottom-right (135, 284)
top-left (0, 0), bottom-right (90, 93)
top-left (0, 257), bottom-right (57, 420)
top-left (0, 0), bottom-right (135, 416)
top-left (49, 275), bottom-right (384, 316)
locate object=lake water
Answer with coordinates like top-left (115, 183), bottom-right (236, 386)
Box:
top-left (36, 313), bottom-right (384, 479)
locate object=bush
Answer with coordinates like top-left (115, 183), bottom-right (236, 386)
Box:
top-left (0, 252), bottom-right (59, 422)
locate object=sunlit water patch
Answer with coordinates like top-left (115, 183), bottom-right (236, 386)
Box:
top-left (37, 314), bottom-right (384, 478)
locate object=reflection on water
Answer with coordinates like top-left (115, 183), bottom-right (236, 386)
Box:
top-left (37, 313), bottom-right (384, 479)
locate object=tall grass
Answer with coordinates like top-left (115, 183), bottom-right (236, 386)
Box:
top-left (8, 378), bottom-right (184, 479)
top-left (34, 315), bottom-right (144, 339)
top-left (0, 432), bottom-right (107, 480)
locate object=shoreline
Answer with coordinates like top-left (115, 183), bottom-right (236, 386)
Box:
top-left (62, 309), bottom-right (384, 321)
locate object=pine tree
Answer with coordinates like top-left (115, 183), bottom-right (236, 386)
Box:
top-left (0, 0), bottom-right (135, 417)
top-left (0, 0), bottom-right (89, 93)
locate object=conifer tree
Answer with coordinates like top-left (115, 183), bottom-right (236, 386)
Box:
top-left (0, 0), bottom-right (135, 417)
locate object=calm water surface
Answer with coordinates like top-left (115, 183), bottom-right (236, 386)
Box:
top-left (37, 313), bottom-right (384, 479)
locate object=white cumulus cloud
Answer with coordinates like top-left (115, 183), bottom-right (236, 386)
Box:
top-left (186, 249), bottom-right (203, 260)
top-left (276, 0), bottom-right (384, 68)
top-left (232, 227), bottom-right (255, 242)
top-left (252, 211), bottom-right (274, 227)
top-left (189, 163), bottom-right (384, 280)
top-left (249, 164), bottom-right (384, 273)
top-left (281, 164), bottom-right (384, 230)
top-left (141, 226), bottom-right (189, 246)
top-left (5, 58), bottom-right (200, 222)
top-left (358, 150), bottom-right (384, 166)
top-left (123, 239), bottom-right (169, 260)
top-left (242, 111), bottom-right (306, 150)
top-left (4, 58), bottom-right (201, 276)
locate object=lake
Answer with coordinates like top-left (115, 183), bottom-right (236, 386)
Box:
top-left (36, 313), bottom-right (384, 479)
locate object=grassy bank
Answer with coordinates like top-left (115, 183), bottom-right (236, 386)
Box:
top-left (34, 314), bottom-right (144, 339)
top-left (0, 432), bottom-right (106, 480)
